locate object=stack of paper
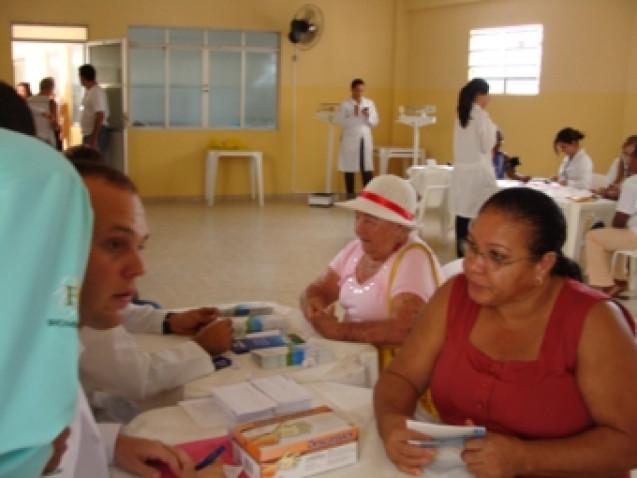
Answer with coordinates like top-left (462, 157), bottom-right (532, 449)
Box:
top-left (250, 376), bottom-right (313, 415)
top-left (211, 382), bottom-right (277, 424)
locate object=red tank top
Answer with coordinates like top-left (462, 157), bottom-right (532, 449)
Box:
top-left (430, 275), bottom-right (632, 478)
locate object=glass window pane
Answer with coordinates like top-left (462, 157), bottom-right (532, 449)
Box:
top-left (88, 44), bottom-right (122, 84)
top-left (469, 24), bottom-right (542, 95)
top-left (169, 49), bottom-right (202, 127)
top-left (505, 79), bottom-right (539, 95)
top-left (245, 32), bottom-right (279, 49)
top-left (130, 47), bottom-right (165, 126)
top-left (485, 78), bottom-right (505, 94)
top-left (245, 52), bottom-right (277, 128)
top-left (207, 30), bottom-right (242, 47)
top-left (129, 27), bottom-right (165, 44)
top-left (209, 51), bottom-right (241, 127)
top-left (169, 28), bottom-right (203, 45)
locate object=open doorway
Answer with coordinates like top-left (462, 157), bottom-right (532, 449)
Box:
top-left (11, 24), bottom-right (88, 149)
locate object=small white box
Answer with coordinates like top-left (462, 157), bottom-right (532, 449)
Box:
top-left (307, 193), bottom-right (335, 207)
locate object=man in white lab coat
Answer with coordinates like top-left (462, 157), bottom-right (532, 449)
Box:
top-left (74, 160), bottom-right (233, 419)
top-left (336, 78), bottom-right (379, 198)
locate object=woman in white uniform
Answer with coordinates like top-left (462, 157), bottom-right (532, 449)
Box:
top-left (552, 127), bottom-right (593, 189)
top-left (450, 78), bottom-right (498, 257)
top-left (336, 78), bottom-right (379, 198)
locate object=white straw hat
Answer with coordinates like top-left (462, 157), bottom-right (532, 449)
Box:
top-left (336, 174), bottom-right (417, 228)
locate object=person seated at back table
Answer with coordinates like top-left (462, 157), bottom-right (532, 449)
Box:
top-left (300, 175), bottom-right (442, 367)
top-left (374, 187), bottom-right (637, 477)
top-left (593, 134), bottom-right (637, 200)
top-left (492, 130), bottom-right (530, 182)
top-left (551, 127), bottom-right (593, 189)
top-left (71, 161), bottom-right (233, 417)
top-left (586, 146), bottom-right (637, 297)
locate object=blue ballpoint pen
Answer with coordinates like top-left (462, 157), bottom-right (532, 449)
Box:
top-left (194, 445), bottom-right (226, 471)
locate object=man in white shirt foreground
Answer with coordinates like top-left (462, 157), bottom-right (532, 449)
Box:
top-left (69, 161), bottom-right (214, 477)
top-left (75, 160), bottom-right (233, 415)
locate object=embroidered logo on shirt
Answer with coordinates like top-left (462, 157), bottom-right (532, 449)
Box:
top-left (47, 276), bottom-right (81, 328)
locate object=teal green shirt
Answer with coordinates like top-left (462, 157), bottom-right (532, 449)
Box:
top-left (0, 129), bottom-right (93, 477)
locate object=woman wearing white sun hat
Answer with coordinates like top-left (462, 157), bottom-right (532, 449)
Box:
top-left (300, 174), bottom-right (442, 367)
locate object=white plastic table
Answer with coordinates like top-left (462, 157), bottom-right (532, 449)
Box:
top-left (375, 147), bottom-right (424, 175)
top-left (498, 180), bottom-right (616, 260)
top-left (132, 303), bottom-right (379, 412)
top-left (205, 150), bottom-right (264, 206)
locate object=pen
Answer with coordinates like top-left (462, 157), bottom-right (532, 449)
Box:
top-left (194, 445), bottom-right (226, 471)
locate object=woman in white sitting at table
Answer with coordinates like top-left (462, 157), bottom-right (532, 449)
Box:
top-left (593, 135), bottom-right (637, 200)
top-left (552, 127), bottom-right (593, 189)
top-left (586, 147), bottom-right (637, 297)
top-left (300, 175), bottom-right (442, 367)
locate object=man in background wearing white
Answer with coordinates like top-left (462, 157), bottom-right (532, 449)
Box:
top-left (78, 64), bottom-right (109, 153)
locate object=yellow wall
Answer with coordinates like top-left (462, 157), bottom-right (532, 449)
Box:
top-left (0, 0), bottom-right (396, 197)
top-left (3, 0), bottom-right (637, 195)
top-left (395, 0), bottom-right (637, 177)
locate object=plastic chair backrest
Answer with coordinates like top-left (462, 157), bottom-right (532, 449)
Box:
top-left (591, 173), bottom-right (607, 189)
top-left (441, 258), bottom-right (464, 281)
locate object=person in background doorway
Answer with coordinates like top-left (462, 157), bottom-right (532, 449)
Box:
top-left (336, 78), bottom-right (379, 198)
top-left (0, 81), bottom-right (35, 136)
top-left (27, 77), bottom-right (59, 149)
top-left (78, 64), bottom-right (109, 153)
top-left (552, 127), bottom-right (593, 189)
top-left (450, 78), bottom-right (498, 258)
top-left (16, 81), bottom-right (32, 99)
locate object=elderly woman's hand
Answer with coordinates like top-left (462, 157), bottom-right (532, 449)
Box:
top-left (380, 413), bottom-right (436, 476)
top-left (307, 304), bottom-right (340, 339)
top-left (462, 430), bottom-right (526, 478)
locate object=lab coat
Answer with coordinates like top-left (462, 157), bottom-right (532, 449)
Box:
top-left (450, 104), bottom-right (498, 218)
top-left (558, 148), bottom-right (593, 190)
top-left (336, 96), bottom-right (379, 172)
top-left (53, 389), bottom-right (115, 478)
top-left (80, 303), bottom-right (215, 411)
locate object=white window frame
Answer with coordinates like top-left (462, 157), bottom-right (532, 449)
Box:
top-left (128, 27), bottom-right (279, 130)
top-left (468, 24), bottom-right (543, 96)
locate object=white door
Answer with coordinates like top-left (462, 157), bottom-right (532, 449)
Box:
top-left (86, 39), bottom-right (128, 173)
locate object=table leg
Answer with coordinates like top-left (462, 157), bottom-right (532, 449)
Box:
top-left (380, 151), bottom-right (388, 175)
top-left (562, 202), bottom-right (580, 259)
top-left (249, 156), bottom-right (256, 200)
top-left (205, 152), bottom-right (218, 207)
top-left (256, 153), bottom-right (264, 206)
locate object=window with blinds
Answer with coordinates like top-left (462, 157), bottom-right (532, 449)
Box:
top-left (468, 24), bottom-right (543, 95)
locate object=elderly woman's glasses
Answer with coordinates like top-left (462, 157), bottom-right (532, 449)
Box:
top-left (461, 239), bottom-right (530, 270)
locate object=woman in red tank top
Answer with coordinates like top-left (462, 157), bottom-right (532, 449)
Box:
top-left (374, 187), bottom-right (637, 477)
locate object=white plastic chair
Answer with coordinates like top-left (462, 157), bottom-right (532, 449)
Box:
top-left (610, 249), bottom-right (637, 296)
top-left (591, 173), bottom-right (607, 189)
top-left (441, 258), bottom-right (464, 282)
top-left (408, 166), bottom-right (452, 240)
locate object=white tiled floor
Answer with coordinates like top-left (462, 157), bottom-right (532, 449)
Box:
top-left (137, 197), bottom-right (637, 315)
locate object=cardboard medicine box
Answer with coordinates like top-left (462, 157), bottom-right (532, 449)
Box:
top-left (231, 406), bottom-right (358, 478)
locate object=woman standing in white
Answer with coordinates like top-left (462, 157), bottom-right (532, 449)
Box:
top-left (450, 78), bottom-right (498, 257)
top-left (337, 78), bottom-right (379, 198)
top-left (552, 127), bottom-right (593, 189)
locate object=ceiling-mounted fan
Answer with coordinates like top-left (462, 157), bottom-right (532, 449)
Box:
top-left (287, 4), bottom-right (324, 49)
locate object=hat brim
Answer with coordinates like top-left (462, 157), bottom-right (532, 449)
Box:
top-left (336, 197), bottom-right (416, 228)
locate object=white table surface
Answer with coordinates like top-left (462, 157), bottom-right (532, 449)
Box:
top-left (111, 382), bottom-right (473, 478)
top-left (134, 303), bottom-right (379, 412)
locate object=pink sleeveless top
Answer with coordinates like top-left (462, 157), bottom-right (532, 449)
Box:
top-left (430, 275), bottom-right (633, 478)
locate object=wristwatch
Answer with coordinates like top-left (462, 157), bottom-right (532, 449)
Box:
top-left (162, 312), bottom-right (174, 335)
